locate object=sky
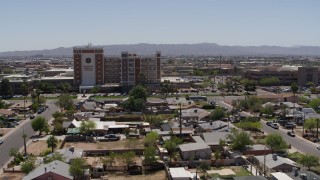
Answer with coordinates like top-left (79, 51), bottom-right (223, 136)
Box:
top-left (0, 0), bottom-right (320, 52)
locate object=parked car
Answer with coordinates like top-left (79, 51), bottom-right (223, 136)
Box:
top-left (266, 122), bottom-right (272, 126)
top-left (287, 131), bottom-right (296, 137)
top-left (32, 138), bottom-right (39, 142)
top-left (317, 145), bottom-right (320, 150)
top-left (0, 138), bottom-right (3, 144)
top-left (30, 114), bottom-right (35, 119)
top-left (285, 122), bottom-right (296, 129)
top-left (271, 123), bottom-right (279, 129)
top-left (104, 134), bottom-right (120, 141)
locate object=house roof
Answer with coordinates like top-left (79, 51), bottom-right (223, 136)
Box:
top-left (233, 176), bottom-right (267, 180)
top-left (181, 108), bottom-right (210, 119)
top-left (169, 167), bottom-right (195, 179)
top-left (271, 172), bottom-right (293, 180)
top-left (255, 154), bottom-right (297, 169)
top-left (179, 142), bottom-right (210, 152)
top-left (202, 132), bottom-right (229, 146)
top-left (23, 160), bottom-right (72, 180)
top-left (56, 147), bottom-right (83, 163)
top-left (82, 101), bottom-right (97, 111)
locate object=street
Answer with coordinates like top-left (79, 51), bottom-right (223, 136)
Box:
top-left (0, 100), bottom-right (59, 169)
top-left (261, 121), bottom-right (320, 157)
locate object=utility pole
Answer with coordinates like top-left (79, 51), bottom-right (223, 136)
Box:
top-left (179, 103), bottom-right (182, 136)
top-left (317, 118), bottom-right (319, 140)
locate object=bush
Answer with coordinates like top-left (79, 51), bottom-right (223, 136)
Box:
top-left (202, 104), bottom-right (216, 109)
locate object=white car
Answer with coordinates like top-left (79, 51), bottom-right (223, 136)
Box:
top-left (0, 138), bottom-right (3, 144)
top-left (32, 138), bottom-right (39, 142)
top-left (317, 145), bottom-right (320, 150)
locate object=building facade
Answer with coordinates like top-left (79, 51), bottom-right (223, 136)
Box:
top-left (73, 47), bottom-right (104, 86)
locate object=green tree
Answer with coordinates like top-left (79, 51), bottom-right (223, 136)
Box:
top-left (193, 69), bottom-right (205, 76)
top-left (291, 83), bottom-right (299, 104)
top-left (22, 133), bottom-right (27, 155)
top-left (120, 151), bottom-right (136, 168)
top-left (145, 131), bottom-right (159, 146)
top-left (80, 121), bottom-right (96, 135)
top-left (241, 79), bottom-right (257, 92)
top-left (161, 80), bottom-right (176, 98)
top-left (298, 154), bottom-right (320, 170)
top-left (129, 85), bottom-right (148, 101)
top-left (44, 152), bottom-right (65, 163)
top-left (265, 133), bottom-right (287, 152)
top-left (308, 98), bottom-right (320, 111)
top-left (226, 128), bottom-right (253, 151)
top-left (31, 116), bottom-right (49, 135)
top-left (90, 86), bottom-right (100, 94)
top-left (304, 118), bottom-right (317, 135)
top-left (144, 146), bottom-right (157, 165)
top-left (198, 162), bottom-right (211, 178)
top-left (56, 93), bottom-right (74, 111)
top-left (102, 152), bottom-right (118, 167)
top-left (143, 114), bottom-right (163, 128)
top-left (210, 107), bottom-right (226, 121)
top-left (260, 105), bottom-right (274, 116)
top-left (69, 157), bottom-right (87, 179)
top-left (163, 136), bottom-right (183, 162)
top-left (47, 135), bottom-right (58, 153)
top-left (259, 77), bottom-right (280, 86)
top-left (0, 78), bottom-right (13, 97)
top-left (21, 157), bottom-right (36, 174)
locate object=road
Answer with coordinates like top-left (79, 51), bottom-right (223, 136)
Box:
top-left (212, 96), bottom-right (320, 157)
top-left (0, 100), bottom-right (59, 169)
top-left (261, 121), bottom-right (320, 157)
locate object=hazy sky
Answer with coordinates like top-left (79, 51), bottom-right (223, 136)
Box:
top-left (0, 0), bottom-right (319, 52)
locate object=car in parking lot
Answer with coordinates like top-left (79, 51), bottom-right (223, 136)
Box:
top-left (104, 134), bottom-right (120, 141)
top-left (271, 123), bottom-right (279, 129)
top-left (287, 131), bottom-right (296, 137)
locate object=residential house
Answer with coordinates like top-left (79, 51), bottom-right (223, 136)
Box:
top-left (178, 136), bottom-right (211, 160)
top-left (250, 154), bottom-right (298, 176)
top-left (271, 172), bottom-right (294, 180)
top-left (55, 147), bottom-right (83, 163)
top-left (181, 108), bottom-right (210, 122)
top-left (23, 160), bottom-right (73, 180)
top-left (242, 144), bottom-right (272, 156)
top-left (169, 167), bottom-right (198, 180)
top-left (80, 101), bottom-right (97, 112)
top-left (201, 132), bottom-right (230, 150)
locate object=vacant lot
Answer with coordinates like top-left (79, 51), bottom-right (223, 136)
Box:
top-left (64, 139), bottom-right (145, 150)
top-left (27, 140), bottom-right (49, 156)
top-left (0, 173), bottom-right (25, 180)
top-left (0, 128), bottom-right (12, 136)
top-left (107, 170), bottom-right (166, 180)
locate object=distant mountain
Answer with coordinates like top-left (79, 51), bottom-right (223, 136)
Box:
top-left (1, 43), bottom-right (320, 57)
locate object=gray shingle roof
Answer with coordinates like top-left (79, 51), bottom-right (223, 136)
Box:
top-left (255, 154), bottom-right (297, 169)
top-left (23, 160), bottom-right (72, 180)
top-left (202, 132), bottom-right (229, 146)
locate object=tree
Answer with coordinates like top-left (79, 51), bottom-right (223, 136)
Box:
top-left (241, 79), bottom-right (257, 92)
top-left (260, 105), bottom-right (274, 117)
top-left (145, 131), bottom-right (159, 146)
top-left (22, 133), bottom-right (27, 155)
top-left (47, 135), bottom-right (58, 153)
top-left (31, 116), bottom-right (49, 135)
top-left (163, 136), bottom-right (183, 162)
top-left (304, 118), bottom-right (317, 135)
top-left (21, 79), bottom-right (28, 118)
top-left (298, 154), bottom-right (320, 170)
top-left (0, 78), bottom-right (13, 97)
top-left (198, 162), bottom-right (211, 178)
top-left (44, 152), bottom-right (65, 163)
top-left (56, 93), bottom-right (74, 111)
top-left (144, 146), bottom-right (157, 165)
top-left (210, 106), bottom-right (226, 121)
top-left (129, 85), bottom-right (148, 101)
top-left (193, 69), bottom-right (205, 76)
top-left (291, 83), bottom-right (299, 104)
top-left (90, 86), bottom-right (100, 94)
top-left (102, 152), bottom-right (118, 167)
top-left (143, 114), bottom-right (163, 128)
top-left (69, 157), bottom-right (87, 179)
top-left (120, 151), bottom-right (136, 168)
top-left (21, 157), bottom-right (36, 174)
top-left (161, 80), bottom-right (176, 98)
top-left (265, 133), bottom-right (287, 152)
top-left (80, 121), bottom-right (96, 135)
top-left (226, 128), bottom-right (253, 151)
top-left (259, 77), bottom-right (280, 86)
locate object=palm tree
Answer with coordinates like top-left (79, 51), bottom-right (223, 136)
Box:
top-left (21, 79), bottom-right (28, 118)
top-left (22, 133), bottom-right (27, 155)
top-left (47, 135), bottom-right (58, 153)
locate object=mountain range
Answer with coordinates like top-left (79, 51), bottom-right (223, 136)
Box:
top-left (1, 43), bottom-right (320, 57)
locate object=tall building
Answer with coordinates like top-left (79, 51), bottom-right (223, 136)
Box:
top-left (73, 46), bottom-right (104, 86)
top-left (73, 46), bottom-right (161, 89)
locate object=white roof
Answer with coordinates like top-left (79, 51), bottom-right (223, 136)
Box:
top-left (271, 172), bottom-right (294, 180)
top-left (170, 167), bottom-right (194, 179)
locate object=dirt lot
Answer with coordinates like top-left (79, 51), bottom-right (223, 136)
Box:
top-left (64, 139), bottom-right (145, 150)
top-left (27, 140), bottom-right (49, 156)
top-left (0, 128), bottom-right (12, 136)
top-left (107, 170), bottom-right (167, 180)
top-left (0, 173), bottom-right (25, 180)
